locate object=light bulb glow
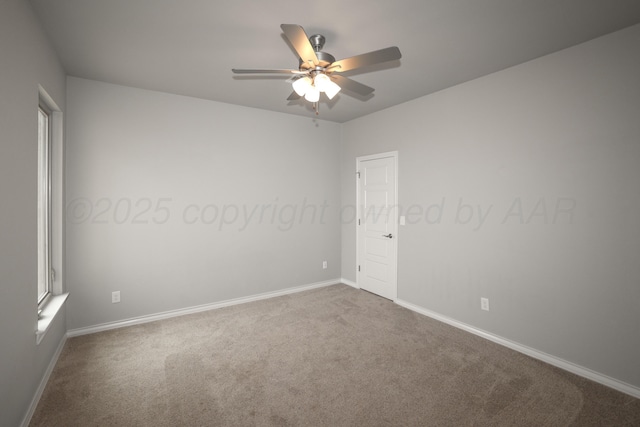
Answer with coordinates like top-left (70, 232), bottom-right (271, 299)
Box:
top-left (314, 73), bottom-right (331, 92)
top-left (292, 77), bottom-right (312, 96)
top-left (304, 85), bottom-right (320, 102)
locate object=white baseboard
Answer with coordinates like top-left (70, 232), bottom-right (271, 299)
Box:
top-left (395, 298), bottom-right (640, 399)
top-left (20, 333), bottom-right (68, 427)
top-left (340, 278), bottom-right (358, 289)
top-left (67, 279), bottom-right (341, 337)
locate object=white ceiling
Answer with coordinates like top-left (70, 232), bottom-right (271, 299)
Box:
top-left (29, 0), bottom-right (640, 123)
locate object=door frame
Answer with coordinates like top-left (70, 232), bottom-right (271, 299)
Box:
top-left (356, 151), bottom-right (399, 301)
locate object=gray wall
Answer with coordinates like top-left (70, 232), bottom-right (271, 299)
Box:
top-left (341, 24), bottom-right (640, 388)
top-left (65, 78), bottom-right (342, 330)
top-left (0, 0), bottom-right (67, 426)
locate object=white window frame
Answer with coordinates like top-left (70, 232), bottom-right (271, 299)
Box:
top-left (37, 103), bottom-right (53, 306)
top-left (36, 86), bottom-right (68, 344)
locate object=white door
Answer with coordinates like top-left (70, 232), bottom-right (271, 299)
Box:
top-left (357, 152), bottom-right (398, 300)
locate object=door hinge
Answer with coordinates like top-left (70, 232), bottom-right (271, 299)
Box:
top-left (356, 171), bottom-right (360, 178)
top-left (358, 265), bottom-right (361, 272)
top-left (358, 218), bottom-right (361, 225)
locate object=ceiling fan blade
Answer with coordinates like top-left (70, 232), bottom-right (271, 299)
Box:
top-left (281, 24), bottom-right (318, 66)
top-left (331, 46), bottom-right (401, 73)
top-left (232, 68), bottom-right (306, 74)
top-left (331, 75), bottom-right (374, 96)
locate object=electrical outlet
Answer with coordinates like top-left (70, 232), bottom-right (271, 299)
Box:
top-left (322, 261), bottom-right (328, 269)
top-left (112, 291), bottom-right (121, 304)
top-left (481, 297), bottom-right (489, 311)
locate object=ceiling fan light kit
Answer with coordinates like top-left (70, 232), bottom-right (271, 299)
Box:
top-left (232, 24), bottom-right (401, 116)
top-left (292, 72), bottom-right (341, 102)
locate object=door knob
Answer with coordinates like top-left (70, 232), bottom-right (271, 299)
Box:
top-left (383, 234), bottom-right (393, 238)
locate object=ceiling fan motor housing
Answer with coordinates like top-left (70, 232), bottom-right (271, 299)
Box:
top-left (299, 34), bottom-right (336, 69)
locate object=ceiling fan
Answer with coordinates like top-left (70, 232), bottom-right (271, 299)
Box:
top-left (232, 24), bottom-right (402, 115)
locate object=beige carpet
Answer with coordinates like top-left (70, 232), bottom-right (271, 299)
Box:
top-left (31, 284), bottom-right (640, 426)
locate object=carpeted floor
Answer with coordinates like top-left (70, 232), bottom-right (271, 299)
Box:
top-left (30, 284), bottom-right (640, 426)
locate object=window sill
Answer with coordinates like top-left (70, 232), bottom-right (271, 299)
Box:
top-left (36, 293), bottom-right (69, 345)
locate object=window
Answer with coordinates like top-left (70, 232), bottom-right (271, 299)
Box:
top-left (36, 87), bottom-right (68, 344)
top-left (37, 102), bottom-right (53, 305)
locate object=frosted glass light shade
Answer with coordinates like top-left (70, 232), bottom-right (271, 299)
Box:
top-left (304, 85), bottom-right (320, 102)
top-left (324, 80), bottom-right (341, 100)
top-left (292, 77), bottom-right (312, 96)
